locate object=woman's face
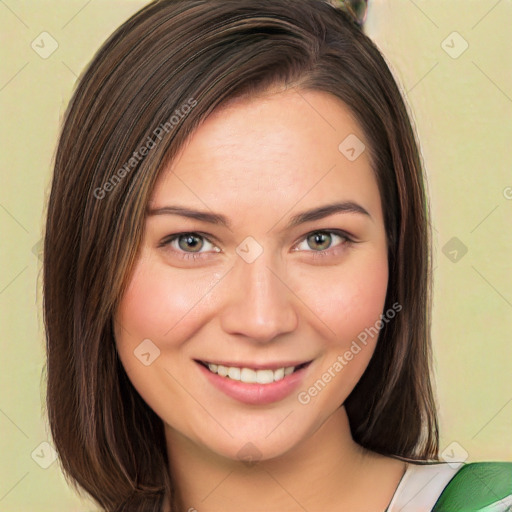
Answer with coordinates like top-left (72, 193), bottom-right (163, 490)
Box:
top-left (114, 88), bottom-right (389, 461)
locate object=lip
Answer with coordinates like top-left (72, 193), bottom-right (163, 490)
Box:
top-left (195, 360), bottom-right (313, 405)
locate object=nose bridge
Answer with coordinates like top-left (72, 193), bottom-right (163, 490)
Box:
top-left (219, 243), bottom-right (298, 341)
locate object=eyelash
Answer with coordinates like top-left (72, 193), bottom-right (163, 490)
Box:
top-left (158, 230), bottom-right (356, 262)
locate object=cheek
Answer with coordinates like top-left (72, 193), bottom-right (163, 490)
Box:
top-left (115, 251), bottom-right (218, 348)
top-left (296, 251), bottom-right (389, 344)
top-left (113, 251), bottom-right (219, 416)
top-left (116, 244), bottom-right (389, 353)
top-left (294, 255), bottom-right (389, 410)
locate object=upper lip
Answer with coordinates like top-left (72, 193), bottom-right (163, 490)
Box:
top-left (195, 359), bottom-right (313, 371)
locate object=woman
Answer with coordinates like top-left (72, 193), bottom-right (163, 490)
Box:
top-left (43, 0), bottom-right (512, 510)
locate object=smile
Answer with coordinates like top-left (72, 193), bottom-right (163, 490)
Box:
top-left (197, 360), bottom-right (312, 384)
top-left (194, 359), bottom-right (314, 405)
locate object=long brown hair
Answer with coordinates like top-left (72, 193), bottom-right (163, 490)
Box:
top-left (43, 1), bottom-right (438, 510)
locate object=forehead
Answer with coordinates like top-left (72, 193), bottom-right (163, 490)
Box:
top-left (150, 89), bottom-right (382, 225)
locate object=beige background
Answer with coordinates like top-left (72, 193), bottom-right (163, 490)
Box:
top-left (0, 0), bottom-right (511, 510)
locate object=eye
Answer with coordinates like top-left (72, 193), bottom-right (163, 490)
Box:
top-left (158, 229), bottom-right (355, 263)
top-left (158, 232), bottom-right (220, 260)
top-left (293, 230), bottom-right (354, 255)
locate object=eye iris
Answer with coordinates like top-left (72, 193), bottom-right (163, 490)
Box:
top-left (308, 232), bottom-right (331, 251)
top-left (178, 234), bottom-right (202, 252)
top-left (175, 232), bottom-right (336, 253)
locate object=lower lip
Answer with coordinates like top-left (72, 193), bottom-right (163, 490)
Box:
top-left (196, 361), bottom-right (311, 405)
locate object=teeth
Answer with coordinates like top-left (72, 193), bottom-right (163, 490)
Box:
top-left (274, 367), bottom-right (285, 380)
top-left (207, 363), bottom-right (297, 383)
top-left (227, 367), bottom-right (241, 380)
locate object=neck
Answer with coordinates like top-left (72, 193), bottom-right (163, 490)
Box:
top-left (164, 406), bottom-right (373, 512)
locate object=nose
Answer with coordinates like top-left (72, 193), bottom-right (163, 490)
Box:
top-left (219, 250), bottom-right (299, 343)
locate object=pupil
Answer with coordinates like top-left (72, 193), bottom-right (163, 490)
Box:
top-left (310, 232), bottom-right (331, 251)
top-left (179, 234), bottom-right (202, 252)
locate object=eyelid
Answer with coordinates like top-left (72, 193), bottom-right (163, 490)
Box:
top-left (291, 229), bottom-right (356, 248)
top-left (159, 229), bottom-right (357, 260)
top-left (158, 231), bottom-right (220, 252)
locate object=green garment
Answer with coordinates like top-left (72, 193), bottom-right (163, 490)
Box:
top-left (432, 462), bottom-right (512, 512)
top-left (386, 461), bottom-right (512, 511)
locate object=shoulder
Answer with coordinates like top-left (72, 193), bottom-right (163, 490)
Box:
top-left (386, 460), bottom-right (512, 512)
top-left (432, 461), bottom-right (512, 512)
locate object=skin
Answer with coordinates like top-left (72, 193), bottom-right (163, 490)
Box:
top-left (114, 88), bottom-right (407, 511)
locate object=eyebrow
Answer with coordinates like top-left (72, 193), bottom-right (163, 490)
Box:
top-left (147, 201), bottom-right (371, 230)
